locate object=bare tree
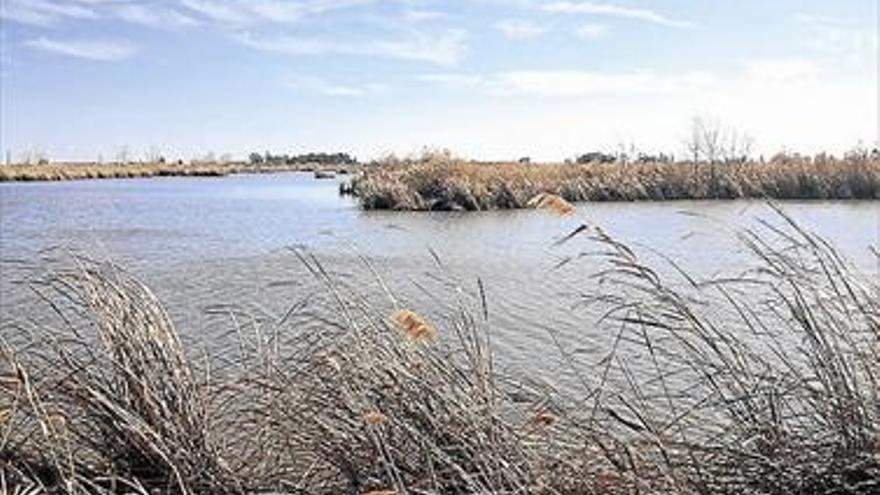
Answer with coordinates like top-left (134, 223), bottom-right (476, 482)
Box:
top-left (615, 140), bottom-right (640, 165)
top-left (144, 146), bottom-right (162, 164)
top-left (698, 117), bottom-right (724, 163)
top-left (115, 145), bottom-right (131, 164)
top-left (685, 116), bottom-right (754, 165)
top-left (722, 128), bottom-right (754, 163)
top-left (20, 147), bottom-right (48, 165)
top-left (686, 119), bottom-right (702, 166)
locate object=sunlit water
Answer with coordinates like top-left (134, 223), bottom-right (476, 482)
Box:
top-left (2, 173), bottom-right (878, 384)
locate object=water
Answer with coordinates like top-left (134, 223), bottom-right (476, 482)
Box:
top-left (2, 173), bottom-right (878, 382)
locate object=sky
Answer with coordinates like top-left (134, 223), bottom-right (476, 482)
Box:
top-left (0, 0), bottom-right (877, 162)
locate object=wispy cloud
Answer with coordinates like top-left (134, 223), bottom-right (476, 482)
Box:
top-left (180, 0), bottom-right (376, 25)
top-left (237, 29), bottom-right (467, 65)
top-left (794, 13), bottom-right (878, 63)
top-left (181, 0), bottom-right (250, 24)
top-left (418, 69), bottom-right (716, 96)
top-left (496, 19), bottom-right (547, 40)
top-left (743, 59), bottom-right (821, 84)
top-left (403, 10), bottom-right (448, 23)
top-left (2, 0), bottom-right (96, 27)
top-left (25, 37), bottom-right (137, 62)
top-left (499, 70), bottom-right (714, 95)
top-left (575, 23), bottom-right (608, 39)
top-left (285, 76), bottom-right (387, 97)
top-left (543, 1), bottom-right (694, 28)
top-left (114, 4), bottom-right (199, 29)
top-left (413, 73), bottom-right (486, 87)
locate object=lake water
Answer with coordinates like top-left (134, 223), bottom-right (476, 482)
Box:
top-left (2, 173), bottom-right (878, 383)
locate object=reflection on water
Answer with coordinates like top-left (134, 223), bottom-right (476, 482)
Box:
top-left (2, 172), bottom-right (878, 383)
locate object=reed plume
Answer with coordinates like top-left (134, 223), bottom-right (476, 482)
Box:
top-left (391, 309), bottom-right (436, 344)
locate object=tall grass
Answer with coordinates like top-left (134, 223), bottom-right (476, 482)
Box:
top-left (2, 209), bottom-right (878, 493)
top-left (351, 152), bottom-right (880, 210)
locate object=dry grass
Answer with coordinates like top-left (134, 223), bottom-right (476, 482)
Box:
top-left (0, 162), bottom-right (359, 182)
top-left (2, 210), bottom-right (879, 494)
top-left (352, 152), bottom-right (880, 210)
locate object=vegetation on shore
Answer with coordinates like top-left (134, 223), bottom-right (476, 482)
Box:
top-left (352, 151), bottom-right (880, 210)
top-left (2, 209), bottom-right (878, 494)
top-left (0, 161), bottom-right (358, 182)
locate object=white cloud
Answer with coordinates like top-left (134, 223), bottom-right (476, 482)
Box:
top-left (743, 59), bottom-right (820, 84)
top-left (794, 13), bottom-right (878, 63)
top-left (401, 57), bottom-right (874, 159)
top-left (496, 19), bottom-right (547, 40)
top-left (237, 29), bottom-right (467, 65)
top-left (285, 76), bottom-right (386, 97)
top-left (415, 69), bottom-right (718, 96)
top-left (414, 73), bottom-right (486, 87)
top-left (25, 37), bottom-right (137, 61)
top-left (497, 69), bottom-right (716, 96)
top-left (114, 4), bottom-right (199, 29)
top-left (543, 1), bottom-right (694, 28)
top-left (574, 23), bottom-right (607, 39)
top-left (403, 10), bottom-right (447, 23)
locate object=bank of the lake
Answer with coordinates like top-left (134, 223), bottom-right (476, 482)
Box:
top-left (0, 161), bottom-right (357, 182)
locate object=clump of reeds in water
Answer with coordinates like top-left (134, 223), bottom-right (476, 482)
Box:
top-left (2, 208), bottom-right (879, 494)
top-left (527, 193), bottom-right (575, 216)
top-left (351, 150), bottom-right (880, 210)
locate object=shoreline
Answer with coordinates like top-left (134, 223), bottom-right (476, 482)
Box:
top-left (0, 161), bottom-right (359, 182)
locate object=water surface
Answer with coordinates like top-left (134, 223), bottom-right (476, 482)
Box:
top-left (2, 173), bottom-right (878, 383)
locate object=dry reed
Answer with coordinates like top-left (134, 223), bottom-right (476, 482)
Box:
top-left (0, 162), bottom-right (357, 182)
top-left (352, 151), bottom-right (880, 210)
top-left (2, 209), bottom-right (878, 494)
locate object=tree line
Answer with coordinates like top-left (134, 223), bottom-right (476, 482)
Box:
top-left (249, 152), bottom-right (357, 165)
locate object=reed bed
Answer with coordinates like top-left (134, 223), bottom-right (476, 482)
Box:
top-left (0, 162), bottom-right (358, 182)
top-left (1, 209), bottom-right (878, 494)
top-left (352, 152), bottom-right (880, 210)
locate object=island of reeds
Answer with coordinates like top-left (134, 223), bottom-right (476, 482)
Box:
top-left (2, 209), bottom-right (878, 494)
top-left (351, 150), bottom-right (880, 210)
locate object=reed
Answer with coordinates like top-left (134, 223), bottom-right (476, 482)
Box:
top-left (351, 151), bottom-right (880, 210)
top-left (2, 210), bottom-right (878, 494)
top-left (0, 162), bottom-right (359, 182)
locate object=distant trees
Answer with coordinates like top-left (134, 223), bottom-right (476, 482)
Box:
top-left (115, 146), bottom-right (131, 164)
top-left (685, 116), bottom-right (754, 165)
top-left (574, 150), bottom-right (673, 165)
top-left (683, 116), bottom-right (755, 198)
top-left (576, 151), bottom-right (616, 164)
top-left (144, 146), bottom-right (163, 164)
top-left (252, 151), bottom-right (358, 166)
top-left (287, 152), bottom-right (356, 165)
top-left (17, 147), bottom-right (49, 165)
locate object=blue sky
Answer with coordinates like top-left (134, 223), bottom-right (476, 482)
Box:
top-left (0, 0), bottom-right (877, 162)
